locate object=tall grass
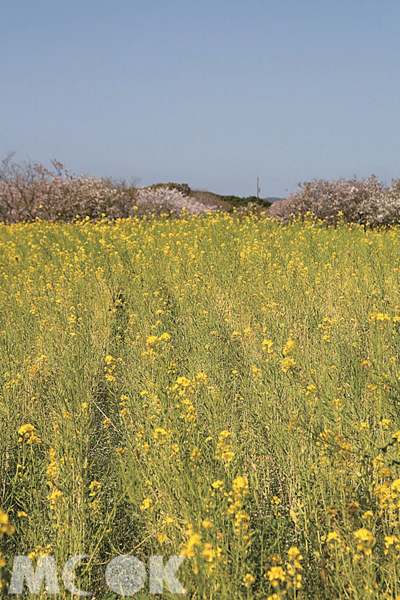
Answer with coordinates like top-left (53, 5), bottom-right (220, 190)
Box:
top-left (0, 212), bottom-right (399, 598)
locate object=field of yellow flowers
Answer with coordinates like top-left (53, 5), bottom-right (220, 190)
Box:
top-left (0, 211), bottom-right (399, 599)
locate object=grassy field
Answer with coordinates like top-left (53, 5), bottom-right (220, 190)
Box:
top-left (0, 211), bottom-right (399, 599)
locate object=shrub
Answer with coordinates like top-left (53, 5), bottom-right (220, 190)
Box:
top-left (145, 182), bottom-right (191, 196)
top-left (136, 185), bottom-right (216, 217)
top-left (0, 153), bottom-right (137, 222)
top-left (269, 176), bottom-right (400, 226)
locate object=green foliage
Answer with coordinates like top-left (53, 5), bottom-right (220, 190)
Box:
top-left (219, 194), bottom-right (272, 208)
top-left (146, 182), bottom-right (191, 196)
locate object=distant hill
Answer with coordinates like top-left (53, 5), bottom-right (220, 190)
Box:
top-left (190, 191), bottom-right (286, 210)
top-left (189, 189), bottom-right (285, 210)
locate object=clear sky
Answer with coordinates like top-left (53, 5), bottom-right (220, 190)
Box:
top-left (1, 0), bottom-right (400, 197)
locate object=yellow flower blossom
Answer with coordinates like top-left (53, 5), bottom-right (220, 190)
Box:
top-left (281, 357), bottom-right (296, 372)
top-left (233, 476), bottom-right (248, 494)
top-left (89, 481), bottom-right (101, 496)
top-left (0, 509), bottom-right (15, 537)
top-left (354, 528), bottom-right (374, 555)
top-left (268, 565), bottom-right (286, 587)
top-left (391, 479), bottom-right (400, 492)
top-left (282, 339), bottom-right (297, 356)
top-left (201, 542), bottom-right (216, 562)
top-left (262, 339), bottom-right (274, 354)
top-left (384, 535), bottom-right (400, 554)
top-left (243, 573), bottom-right (255, 587)
top-left (287, 546), bottom-right (301, 561)
top-left (181, 533), bottom-right (202, 558)
top-left (393, 431), bottom-right (400, 442)
top-left (48, 488), bottom-right (64, 510)
top-left (212, 480), bottom-right (224, 489)
top-left (18, 423), bottom-right (41, 444)
top-left (369, 312), bottom-right (390, 322)
top-left (140, 497), bottom-right (153, 511)
top-left (196, 372), bottom-right (208, 383)
top-left (159, 332), bottom-right (171, 341)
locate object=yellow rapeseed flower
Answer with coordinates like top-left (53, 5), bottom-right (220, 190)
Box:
top-left (0, 509), bottom-right (15, 537)
top-left (140, 497), bottom-right (153, 511)
top-left (282, 339), bottom-right (297, 356)
top-left (233, 476), bottom-right (248, 495)
top-left (354, 528), bottom-right (374, 555)
top-left (287, 546), bottom-right (301, 561)
top-left (181, 533), bottom-right (202, 558)
top-left (201, 542), bottom-right (216, 562)
top-left (384, 535), bottom-right (400, 554)
top-left (243, 573), bottom-right (255, 587)
top-left (268, 565), bottom-right (286, 587)
top-left (18, 423), bottom-right (41, 444)
top-left (159, 332), bottom-right (171, 341)
top-left (212, 480), bottom-right (224, 489)
top-left (280, 358), bottom-right (296, 373)
top-left (391, 479), bottom-right (400, 492)
top-left (89, 480), bottom-right (101, 496)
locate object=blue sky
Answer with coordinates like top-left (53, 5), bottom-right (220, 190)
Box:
top-left (1, 0), bottom-right (400, 197)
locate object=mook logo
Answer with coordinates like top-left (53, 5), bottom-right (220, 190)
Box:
top-left (8, 554), bottom-right (186, 595)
